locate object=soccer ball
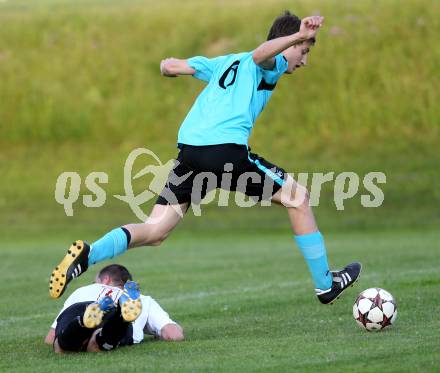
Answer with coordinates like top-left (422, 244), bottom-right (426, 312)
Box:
top-left (353, 288), bottom-right (397, 331)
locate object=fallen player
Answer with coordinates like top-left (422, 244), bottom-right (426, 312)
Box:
top-left (45, 264), bottom-right (183, 352)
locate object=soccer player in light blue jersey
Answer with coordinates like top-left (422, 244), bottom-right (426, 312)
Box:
top-left (50, 12), bottom-right (361, 305)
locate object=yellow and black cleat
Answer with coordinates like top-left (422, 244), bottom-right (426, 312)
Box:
top-left (49, 240), bottom-right (90, 299)
top-left (83, 303), bottom-right (105, 329)
top-left (83, 296), bottom-right (115, 328)
top-left (119, 281), bottom-right (142, 322)
top-left (121, 298), bottom-right (143, 322)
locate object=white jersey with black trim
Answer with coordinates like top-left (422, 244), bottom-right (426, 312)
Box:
top-left (51, 283), bottom-right (175, 343)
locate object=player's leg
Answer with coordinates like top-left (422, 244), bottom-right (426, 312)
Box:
top-left (271, 177), bottom-right (317, 234)
top-left (271, 175), bottom-right (333, 289)
top-left (88, 310), bottom-right (132, 352)
top-left (85, 329), bottom-right (102, 353)
top-left (49, 203), bottom-right (187, 298)
top-left (87, 281), bottom-right (142, 352)
top-left (240, 153), bottom-right (331, 290)
top-left (243, 151), bottom-right (361, 304)
top-left (271, 175), bottom-right (361, 304)
top-left (54, 284), bottom-right (140, 353)
top-left (229, 150), bottom-right (331, 291)
top-left (122, 202), bottom-right (188, 247)
top-left (86, 312), bottom-right (133, 352)
top-left (49, 148), bottom-right (195, 298)
top-left (88, 201), bottom-right (188, 263)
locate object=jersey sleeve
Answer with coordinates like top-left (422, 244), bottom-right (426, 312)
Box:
top-left (258, 54), bottom-right (288, 84)
top-left (129, 296), bottom-right (176, 343)
top-left (144, 297), bottom-right (176, 337)
top-left (187, 55), bottom-right (226, 83)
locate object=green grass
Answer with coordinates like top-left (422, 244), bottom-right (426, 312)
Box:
top-left (0, 230), bottom-right (439, 372)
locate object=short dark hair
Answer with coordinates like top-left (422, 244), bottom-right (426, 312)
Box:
top-left (97, 264), bottom-right (132, 287)
top-left (267, 10), bottom-right (315, 44)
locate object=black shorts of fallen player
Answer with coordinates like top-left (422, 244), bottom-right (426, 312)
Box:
top-left (55, 302), bottom-right (133, 352)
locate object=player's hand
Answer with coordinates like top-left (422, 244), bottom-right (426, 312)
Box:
top-left (299, 16), bottom-right (324, 40)
top-left (160, 58), bottom-right (178, 77)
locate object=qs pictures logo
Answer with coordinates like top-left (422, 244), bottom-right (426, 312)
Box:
top-left (55, 148), bottom-right (387, 221)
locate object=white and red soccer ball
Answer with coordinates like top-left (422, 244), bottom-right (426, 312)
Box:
top-left (353, 288), bottom-right (397, 331)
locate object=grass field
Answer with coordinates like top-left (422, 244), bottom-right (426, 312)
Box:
top-left (1, 0), bottom-right (439, 371)
top-left (1, 229), bottom-right (439, 372)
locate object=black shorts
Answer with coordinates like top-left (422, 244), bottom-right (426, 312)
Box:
top-left (55, 302), bottom-right (95, 351)
top-left (156, 144), bottom-right (287, 205)
top-left (55, 302), bottom-right (133, 352)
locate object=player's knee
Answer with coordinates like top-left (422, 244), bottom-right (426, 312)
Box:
top-left (298, 186), bottom-right (311, 207)
top-left (283, 184), bottom-right (311, 209)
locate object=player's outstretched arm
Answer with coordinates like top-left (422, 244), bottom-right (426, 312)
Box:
top-left (253, 15), bottom-right (324, 68)
top-left (160, 58), bottom-right (196, 77)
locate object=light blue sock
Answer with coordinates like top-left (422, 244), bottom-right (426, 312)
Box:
top-left (88, 228), bottom-right (129, 266)
top-left (294, 232), bottom-right (332, 290)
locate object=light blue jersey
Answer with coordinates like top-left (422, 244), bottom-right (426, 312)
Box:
top-left (177, 52), bottom-right (288, 146)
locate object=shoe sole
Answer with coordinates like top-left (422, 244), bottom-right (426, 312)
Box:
top-left (328, 264), bottom-right (363, 305)
top-left (49, 240), bottom-right (86, 299)
top-left (83, 303), bottom-right (105, 328)
top-left (121, 298), bottom-right (142, 322)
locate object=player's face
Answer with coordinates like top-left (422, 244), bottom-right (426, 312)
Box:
top-left (283, 41), bottom-right (312, 74)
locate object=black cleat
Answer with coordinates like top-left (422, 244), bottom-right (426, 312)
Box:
top-left (316, 262), bottom-right (362, 305)
top-left (49, 240), bottom-right (90, 299)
